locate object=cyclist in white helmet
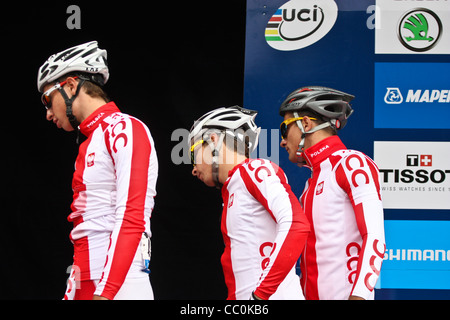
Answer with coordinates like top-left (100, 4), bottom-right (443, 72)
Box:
top-left (279, 86), bottom-right (385, 300)
top-left (38, 41), bottom-right (158, 300)
top-left (189, 106), bottom-right (310, 300)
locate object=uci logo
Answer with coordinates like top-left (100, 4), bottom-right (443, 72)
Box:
top-left (265, 0), bottom-right (338, 51)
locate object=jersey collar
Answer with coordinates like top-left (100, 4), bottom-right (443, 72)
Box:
top-left (222, 158), bottom-right (251, 191)
top-left (79, 102), bottom-right (120, 137)
top-left (302, 135), bottom-right (347, 168)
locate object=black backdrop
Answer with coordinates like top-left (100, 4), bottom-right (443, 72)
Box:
top-left (1, 1), bottom-right (246, 299)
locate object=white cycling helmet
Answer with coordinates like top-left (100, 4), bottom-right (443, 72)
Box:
top-left (189, 106), bottom-right (261, 188)
top-left (37, 40), bottom-right (109, 92)
top-left (189, 106), bottom-right (261, 153)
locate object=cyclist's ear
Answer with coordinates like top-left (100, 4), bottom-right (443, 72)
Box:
top-left (209, 132), bottom-right (219, 146)
top-left (302, 116), bottom-right (316, 132)
top-left (64, 77), bottom-right (80, 95)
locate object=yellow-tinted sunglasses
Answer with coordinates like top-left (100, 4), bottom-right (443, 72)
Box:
top-left (190, 139), bottom-right (204, 166)
top-left (280, 116), bottom-right (317, 140)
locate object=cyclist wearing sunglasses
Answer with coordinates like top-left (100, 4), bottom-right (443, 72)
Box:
top-left (278, 86), bottom-right (385, 300)
top-left (37, 41), bottom-right (158, 300)
top-left (188, 106), bottom-right (310, 300)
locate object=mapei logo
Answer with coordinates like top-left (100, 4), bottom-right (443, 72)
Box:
top-left (265, 0), bottom-right (338, 51)
top-left (384, 88), bottom-right (403, 104)
top-left (384, 87), bottom-right (450, 105)
top-left (398, 8), bottom-right (442, 52)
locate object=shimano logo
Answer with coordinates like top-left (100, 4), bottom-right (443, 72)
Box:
top-left (384, 248), bottom-right (450, 262)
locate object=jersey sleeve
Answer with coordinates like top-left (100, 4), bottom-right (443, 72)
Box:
top-left (239, 159), bottom-right (310, 300)
top-left (335, 152), bottom-right (385, 300)
top-left (94, 115), bottom-right (156, 300)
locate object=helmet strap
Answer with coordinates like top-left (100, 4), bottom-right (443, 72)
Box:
top-left (292, 111), bottom-right (306, 166)
top-left (58, 79), bottom-right (86, 131)
top-left (206, 132), bottom-right (225, 189)
top-left (293, 111), bottom-right (332, 167)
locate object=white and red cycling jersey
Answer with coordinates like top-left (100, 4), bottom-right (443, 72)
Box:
top-left (66, 102), bottom-right (158, 300)
top-left (299, 135), bottom-right (385, 300)
top-left (221, 159), bottom-right (310, 300)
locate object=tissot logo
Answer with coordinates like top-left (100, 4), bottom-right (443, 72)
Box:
top-left (265, 0), bottom-right (338, 51)
top-left (380, 153), bottom-right (447, 184)
top-left (374, 141), bottom-right (450, 210)
top-left (398, 8), bottom-right (442, 52)
top-left (406, 154), bottom-right (432, 167)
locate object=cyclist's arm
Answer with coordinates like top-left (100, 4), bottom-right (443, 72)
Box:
top-left (94, 116), bottom-right (153, 300)
top-left (336, 153), bottom-right (385, 300)
top-left (239, 160), bottom-right (310, 300)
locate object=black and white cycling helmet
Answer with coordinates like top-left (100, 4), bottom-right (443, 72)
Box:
top-left (37, 40), bottom-right (109, 92)
top-left (279, 86), bottom-right (354, 130)
top-left (189, 106), bottom-right (261, 188)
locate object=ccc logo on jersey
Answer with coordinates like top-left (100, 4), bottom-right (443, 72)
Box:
top-left (248, 159), bottom-right (272, 183)
top-left (345, 154), bottom-right (370, 188)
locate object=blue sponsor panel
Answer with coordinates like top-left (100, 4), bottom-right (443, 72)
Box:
top-left (245, 0), bottom-right (450, 299)
top-left (379, 220), bottom-right (450, 290)
top-left (374, 63), bottom-right (450, 129)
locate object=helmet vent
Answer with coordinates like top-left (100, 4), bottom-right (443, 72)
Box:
top-left (81, 48), bottom-right (98, 58)
top-left (62, 49), bottom-right (84, 62)
top-left (221, 116), bottom-right (241, 121)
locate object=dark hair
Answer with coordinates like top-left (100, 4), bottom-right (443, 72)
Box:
top-left (295, 109), bottom-right (337, 135)
top-left (82, 80), bottom-right (110, 103)
top-left (222, 132), bottom-right (250, 158)
top-left (58, 72), bottom-right (110, 103)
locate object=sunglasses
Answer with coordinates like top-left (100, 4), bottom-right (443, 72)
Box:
top-left (280, 116), bottom-right (317, 140)
top-left (41, 76), bottom-right (78, 110)
top-left (190, 139), bottom-right (204, 166)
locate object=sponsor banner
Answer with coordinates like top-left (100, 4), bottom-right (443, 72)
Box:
top-left (265, 0), bottom-right (338, 51)
top-left (374, 62), bottom-right (450, 129)
top-left (375, 0), bottom-right (450, 54)
top-left (378, 220), bottom-right (450, 290)
top-left (374, 141), bottom-right (450, 210)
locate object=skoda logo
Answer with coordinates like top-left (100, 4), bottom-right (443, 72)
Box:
top-left (265, 0), bottom-right (338, 51)
top-left (398, 8), bottom-right (442, 52)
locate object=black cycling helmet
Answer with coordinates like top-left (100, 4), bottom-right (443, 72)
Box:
top-left (279, 86), bottom-right (354, 130)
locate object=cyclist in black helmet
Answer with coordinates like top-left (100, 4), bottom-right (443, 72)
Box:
top-left (278, 86), bottom-right (385, 300)
top-left (279, 86), bottom-right (354, 166)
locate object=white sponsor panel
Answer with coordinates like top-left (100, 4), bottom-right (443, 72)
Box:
top-left (374, 141), bottom-right (450, 209)
top-left (375, 0), bottom-right (450, 54)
